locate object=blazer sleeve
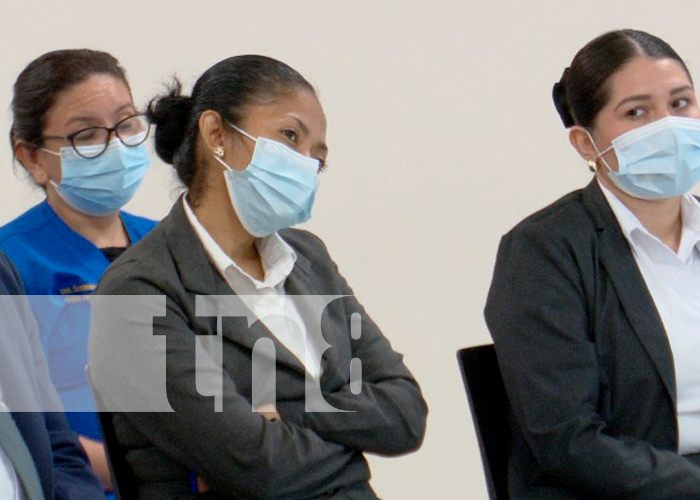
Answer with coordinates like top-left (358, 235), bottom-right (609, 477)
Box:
top-left (45, 412), bottom-right (105, 500)
top-left (0, 251), bottom-right (103, 499)
top-left (484, 226), bottom-right (700, 499)
top-left (293, 238), bottom-right (427, 456)
top-left (90, 273), bottom-right (366, 500)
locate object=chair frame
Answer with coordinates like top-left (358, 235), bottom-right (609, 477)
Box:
top-left (457, 344), bottom-right (510, 500)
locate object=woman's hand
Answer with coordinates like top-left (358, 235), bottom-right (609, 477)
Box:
top-left (255, 403), bottom-right (281, 421)
top-left (196, 476), bottom-right (210, 494)
top-left (78, 435), bottom-right (113, 492)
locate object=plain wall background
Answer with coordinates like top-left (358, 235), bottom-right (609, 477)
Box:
top-left (2, 2), bottom-right (700, 498)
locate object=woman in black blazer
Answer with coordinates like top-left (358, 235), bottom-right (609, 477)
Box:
top-left (89, 55), bottom-right (427, 499)
top-left (485, 29), bottom-right (700, 499)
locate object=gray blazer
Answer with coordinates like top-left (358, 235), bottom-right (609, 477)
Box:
top-left (485, 180), bottom-right (700, 499)
top-left (89, 198), bottom-right (427, 500)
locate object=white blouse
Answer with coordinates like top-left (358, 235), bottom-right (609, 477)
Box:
top-left (182, 198), bottom-right (323, 380)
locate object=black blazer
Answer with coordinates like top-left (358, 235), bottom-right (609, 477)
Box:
top-left (89, 198), bottom-right (427, 500)
top-left (485, 180), bottom-right (700, 499)
top-left (0, 251), bottom-right (103, 499)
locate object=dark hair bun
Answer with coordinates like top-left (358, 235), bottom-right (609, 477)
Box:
top-left (552, 68), bottom-right (575, 128)
top-left (146, 79), bottom-right (192, 165)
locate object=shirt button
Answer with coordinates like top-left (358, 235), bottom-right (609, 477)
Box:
top-left (678, 270), bottom-right (688, 280)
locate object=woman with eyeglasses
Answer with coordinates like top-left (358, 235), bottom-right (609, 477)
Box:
top-left (485, 29), bottom-right (700, 498)
top-left (0, 49), bottom-right (157, 495)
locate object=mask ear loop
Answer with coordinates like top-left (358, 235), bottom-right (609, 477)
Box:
top-left (214, 123), bottom-right (259, 173)
top-left (33, 145), bottom-right (62, 186)
top-left (228, 122), bottom-right (257, 143)
top-left (41, 147), bottom-right (61, 157)
top-left (212, 153), bottom-right (234, 173)
top-left (582, 128), bottom-right (615, 174)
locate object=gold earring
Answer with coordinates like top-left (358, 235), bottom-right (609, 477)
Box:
top-left (587, 159), bottom-right (598, 173)
top-left (213, 146), bottom-right (224, 157)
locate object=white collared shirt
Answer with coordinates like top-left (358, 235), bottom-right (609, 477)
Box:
top-left (600, 181), bottom-right (700, 454)
top-left (0, 396), bottom-right (24, 500)
top-left (182, 198), bottom-right (322, 379)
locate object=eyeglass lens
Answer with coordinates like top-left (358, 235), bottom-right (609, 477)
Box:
top-left (72, 115), bottom-right (149, 158)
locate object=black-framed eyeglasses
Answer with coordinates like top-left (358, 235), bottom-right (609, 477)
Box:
top-left (41, 114), bottom-right (151, 159)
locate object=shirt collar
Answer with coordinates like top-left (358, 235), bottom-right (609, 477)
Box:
top-left (182, 197), bottom-right (297, 289)
top-left (598, 179), bottom-right (700, 261)
top-left (598, 180), bottom-right (646, 245)
top-left (679, 193), bottom-right (700, 259)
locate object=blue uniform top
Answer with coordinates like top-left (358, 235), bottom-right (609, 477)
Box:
top-left (0, 200), bottom-right (157, 439)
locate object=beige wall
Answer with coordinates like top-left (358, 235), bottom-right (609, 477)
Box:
top-left (1, 1), bottom-right (699, 498)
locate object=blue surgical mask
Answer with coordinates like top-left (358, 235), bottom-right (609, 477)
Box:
top-left (212, 124), bottom-right (320, 237)
top-left (590, 116), bottom-right (700, 199)
top-left (44, 133), bottom-right (151, 216)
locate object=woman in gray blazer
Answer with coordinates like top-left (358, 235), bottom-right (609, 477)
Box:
top-left (89, 55), bottom-right (427, 499)
top-left (485, 29), bottom-right (700, 498)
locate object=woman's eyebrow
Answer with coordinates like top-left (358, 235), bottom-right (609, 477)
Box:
top-left (63, 103), bottom-right (136, 128)
top-left (614, 85), bottom-right (694, 111)
top-left (614, 94), bottom-right (651, 112)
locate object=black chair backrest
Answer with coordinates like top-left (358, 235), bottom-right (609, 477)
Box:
top-left (92, 389), bottom-right (139, 500)
top-left (457, 344), bottom-right (510, 500)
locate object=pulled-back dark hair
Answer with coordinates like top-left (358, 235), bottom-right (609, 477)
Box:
top-left (552, 29), bottom-right (691, 128)
top-left (11, 49), bottom-right (130, 149)
top-left (147, 55), bottom-right (316, 204)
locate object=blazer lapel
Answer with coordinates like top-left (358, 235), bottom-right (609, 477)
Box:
top-left (0, 412), bottom-right (44, 500)
top-left (284, 243), bottom-right (348, 386)
top-left (162, 197), bottom-right (220, 297)
top-left (163, 199), bottom-right (306, 375)
top-left (582, 181), bottom-right (676, 404)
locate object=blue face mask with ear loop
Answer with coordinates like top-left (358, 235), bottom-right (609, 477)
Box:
top-left (587, 116), bottom-right (700, 199)
top-left (212, 123), bottom-right (320, 238)
top-left (42, 132), bottom-right (151, 216)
